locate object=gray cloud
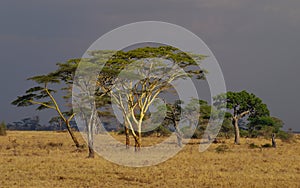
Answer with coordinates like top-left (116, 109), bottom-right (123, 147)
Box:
top-left (0, 0), bottom-right (299, 131)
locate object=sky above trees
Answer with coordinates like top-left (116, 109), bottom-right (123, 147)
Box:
top-left (0, 0), bottom-right (299, 131)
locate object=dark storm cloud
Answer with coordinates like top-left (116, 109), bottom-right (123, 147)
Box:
top-left (0, 0), bottom-right (299, 130)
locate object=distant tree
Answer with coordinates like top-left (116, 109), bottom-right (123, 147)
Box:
top-left (164, 100), bottom-right (184, 147)
top-left (7, 116), bottom-right (41, 130)
top-left (198, 100), bottom-right (211, 126)
top-left (49, 116), bottom-right (64, 131)
top-left (218, 112), bottom-right (234, 138)
top-left (214, 90), bottom-right (269, 144)
top-left (248, 116), bottom-right (284, 138)
top-left (152, 99), bottom-right (201, 146)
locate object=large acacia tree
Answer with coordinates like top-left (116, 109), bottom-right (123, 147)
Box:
top-left (12, 56), bottom-right (113, 157)
top-left (94, 46), bottom-right (205, 150)
top-left (65, 46), bottom-right (206, 151)
top-left (214, 90), bottom-right (269, 144)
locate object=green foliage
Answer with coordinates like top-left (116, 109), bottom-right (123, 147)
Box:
top-left (118, 125), bottom-right (172, 137)
top-left (248, 130), bottom-right (259, 138)
top-left (28, 74), bottom-right (60, 84)
top-left (198, 100), bottom-right (211, 121)
top-left (0, 121), bottom-right (7, 136)
top-left (239, 129), bottom-right (249, 137)
top-left (214, 90), bottom-right (269, 119)
top-left (218, 116), bottom-right (234, 138)
top-left (277, 130), bottom-right (294, 142)
top-left (141, 125), bottom-right (172, 137)
top-left (154, 125), bottom-right (172, 137)
top-left (248, 116), bottom-right (284, 138)
top-left (11, 86), bottom-right (56, 110)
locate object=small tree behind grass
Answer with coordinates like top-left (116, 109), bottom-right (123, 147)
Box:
top-left (0, 121), bottom-right (7, 136)
top-left (277, 130), bottom-right (294, 142)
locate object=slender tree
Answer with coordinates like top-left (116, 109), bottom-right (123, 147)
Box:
top-left (55, 56), bottom-right (114, 158)
top-left (12, 74), bottom-right (81, 148)
top-left (161, 100), bottom-right (184, 147)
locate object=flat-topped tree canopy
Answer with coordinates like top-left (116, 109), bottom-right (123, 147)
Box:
top-left (85, 46), bottom-right (207, 150)
top-left (90, 46), bottom-right (207, 79)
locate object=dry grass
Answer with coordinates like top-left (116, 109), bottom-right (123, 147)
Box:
top-left (0, 131), bottom-right (299, 188)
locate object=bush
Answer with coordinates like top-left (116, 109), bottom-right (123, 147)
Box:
top-left (47, 142), bottom-right (63, 147)
top-left (240, 129), bottom-right (249, 137)
top-left (261, 143), bottom-right (272, 148)
top-left (248, 130), bottom-right (258, 138)
top-left (191, 129), bottom-right (204, 139)
top-left (0, 121), bottom-right (7, 136)
top-left (142, 125), bottom-right (172, 137)
top-left (249, 143), bottom-right (260, 149)
top-left (155, 125), bottom-right (172, 137)
top-left (215, 144), bottom-right (229, 153)
top-left (277, 130), bottom-right (294, 142)
top-left (219, 119), bottom-right (234, 138)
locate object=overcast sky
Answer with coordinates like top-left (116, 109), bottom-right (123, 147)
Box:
top-left (0, 0), bottom-right (299, 131)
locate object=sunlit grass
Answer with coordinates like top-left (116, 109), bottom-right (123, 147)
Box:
top-left (0, 131), bottom-right (299, 187)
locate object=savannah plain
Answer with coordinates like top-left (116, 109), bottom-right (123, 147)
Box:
top-left (0, 131), bottom-right (299, 188)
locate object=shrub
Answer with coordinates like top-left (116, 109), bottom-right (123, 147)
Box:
top-left (239, 129), bottom-right (249, 137)
top-left (215, 144), bottom-right (229, 153)
top-left (142, 125), bottom-right (172, 137)
top-left (249, 143), bottom-right (260, 149)
top-left (191, 129), bottom-right (204, 139)
top-left (248, 130), bottom-right (259, 138)
top-left (0, 121), bottom-right (7, 136)
top-left (156, 125), bottom-right (172, 137)
top-left (261, 143), bottom-right (272, 148)
top-left (47, 142), bottom-right (63, 147)
top-left (277, 130), bottom-right (294, 142)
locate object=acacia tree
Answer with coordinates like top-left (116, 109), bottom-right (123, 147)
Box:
top-left (12, 74), bottom-right (81, 148)
top-left (11, 57), bottom-right (112, 155)
top-left (158, 99), bottom-right (201, 147)
top-left (214, 90), bottom-right (269, 144)
top-left (98, 46), bottom-right (205, 151)
top-left (54, 56), bottom-right (114, 158)
top-left (152, 100), bottom-right (184, 147)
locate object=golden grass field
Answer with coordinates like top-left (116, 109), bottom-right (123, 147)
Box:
top-left (0, 131), bottom-right (299, 188)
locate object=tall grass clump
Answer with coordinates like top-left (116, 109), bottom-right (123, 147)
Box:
top-left (0, 121), bottom-right (7, 136)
